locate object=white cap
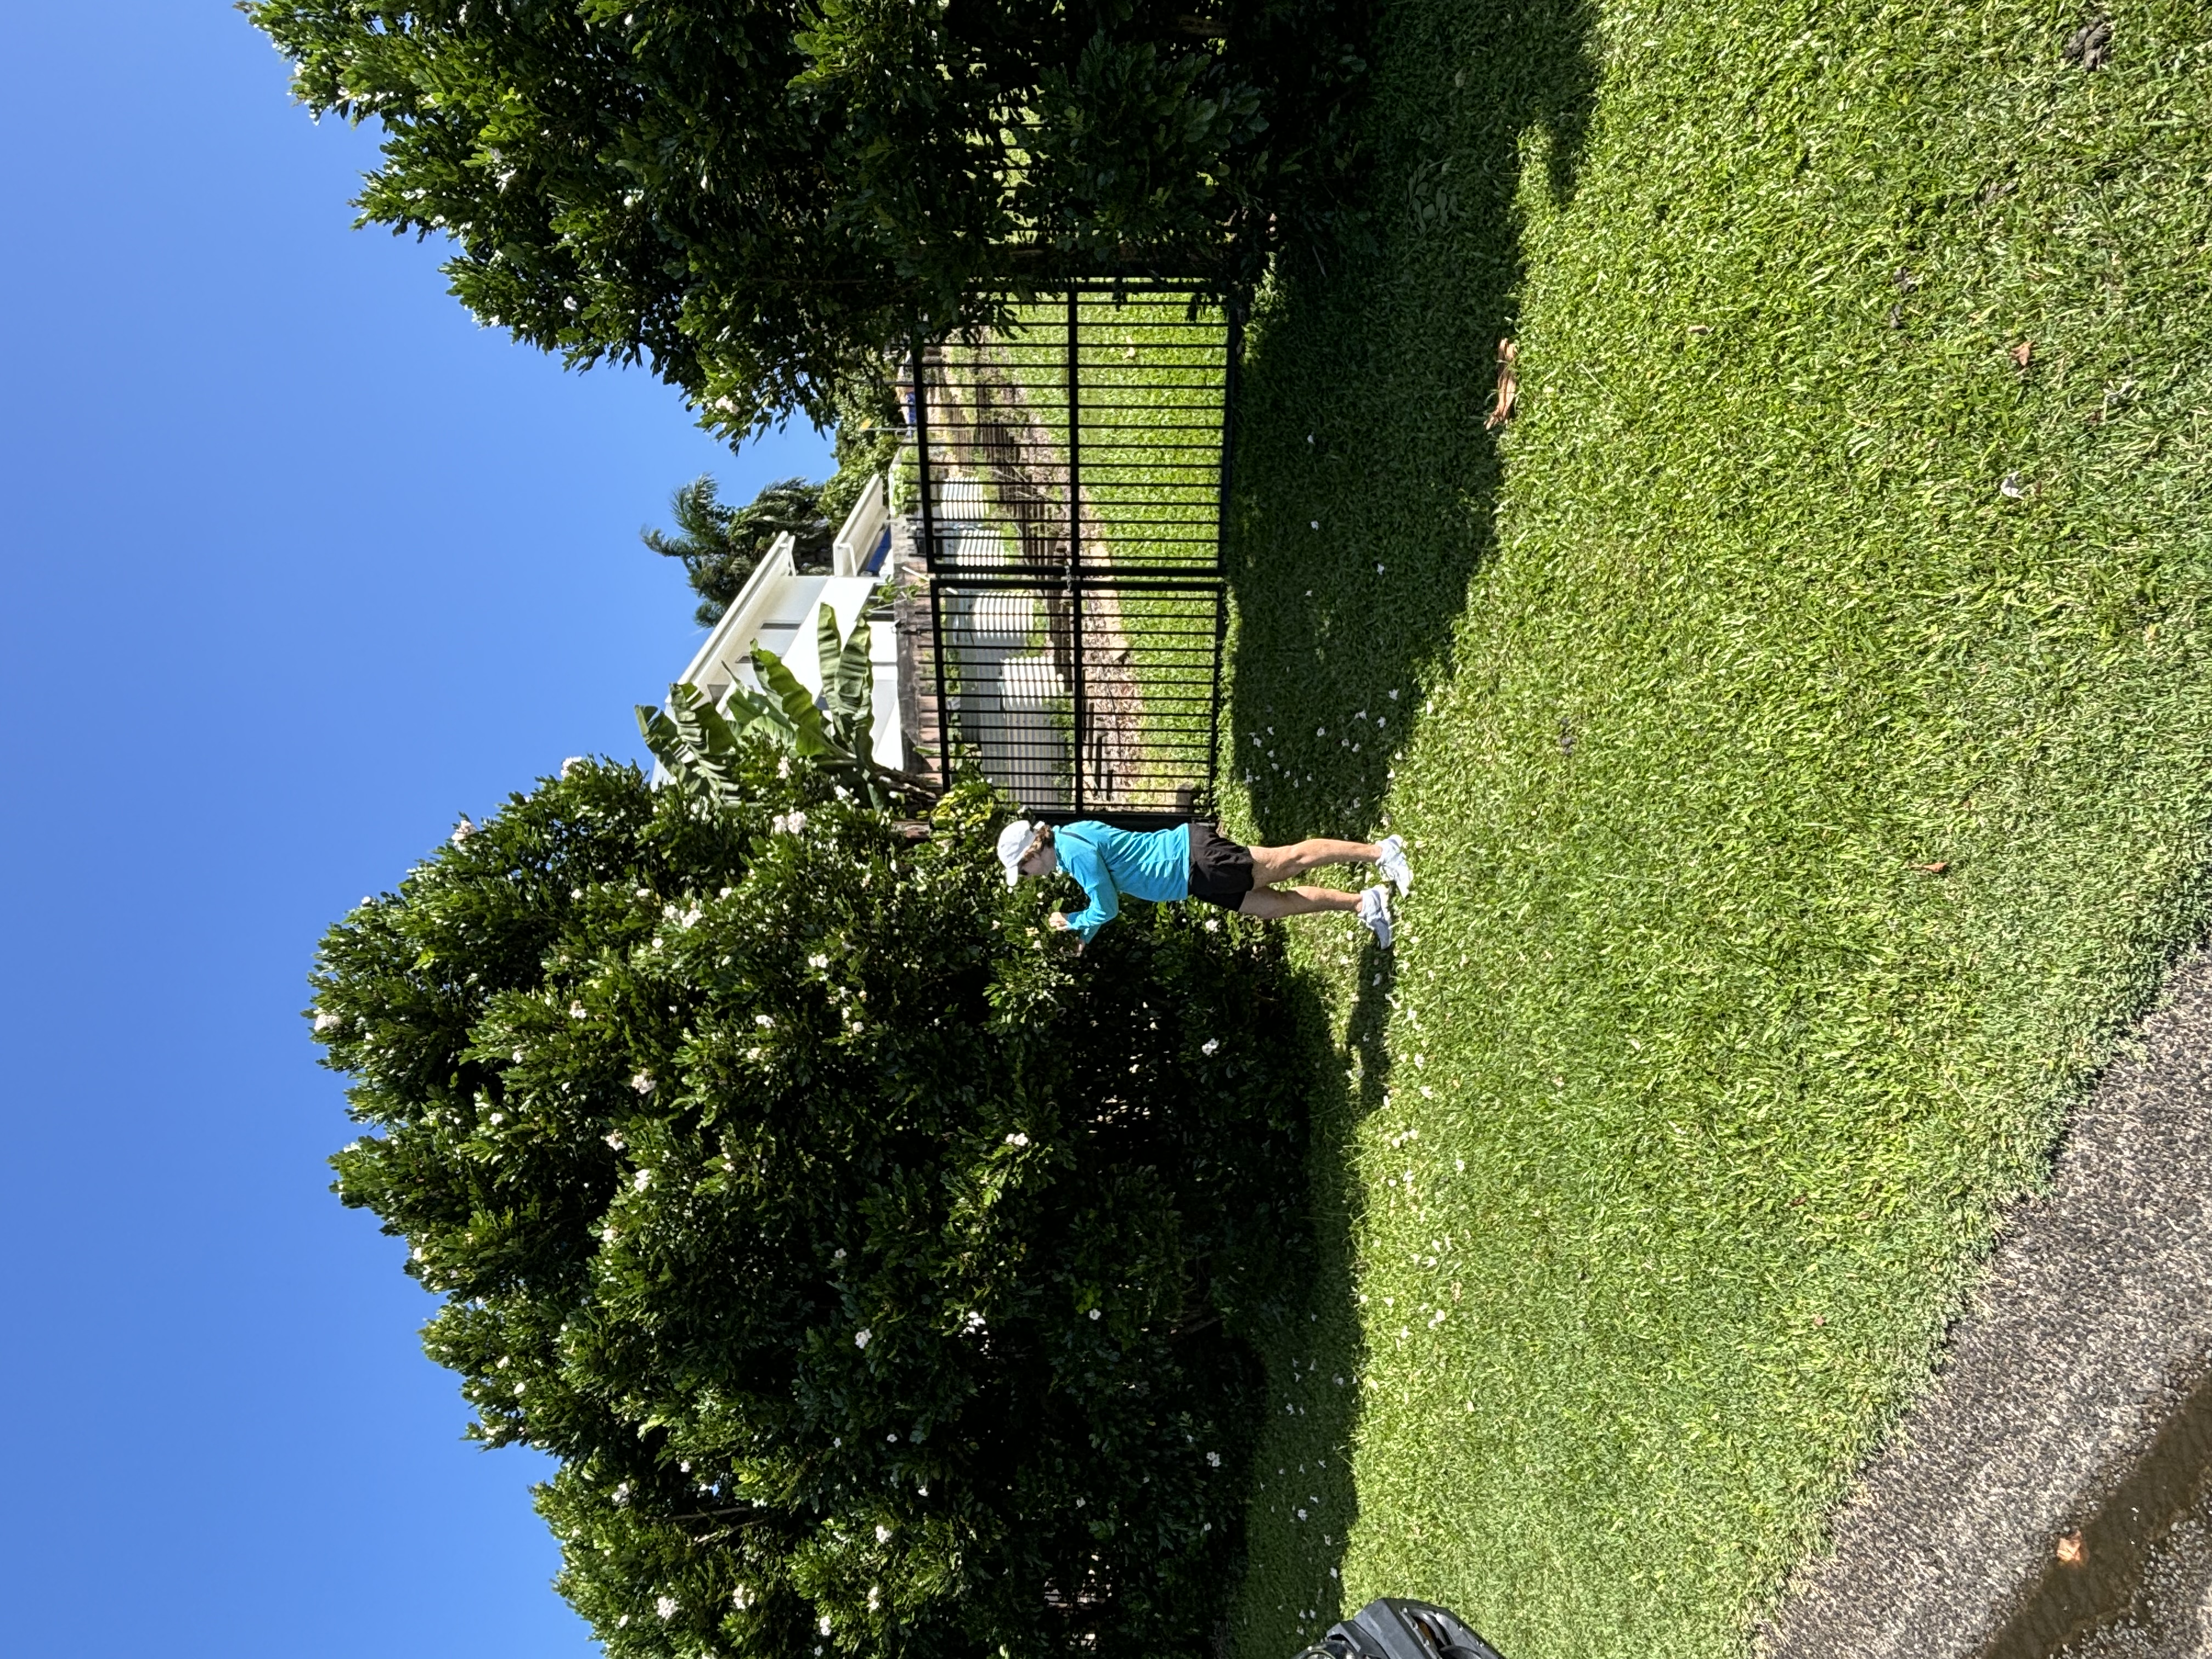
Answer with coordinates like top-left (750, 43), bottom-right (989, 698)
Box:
top-left (996, 819), bottom-right (1035, 887)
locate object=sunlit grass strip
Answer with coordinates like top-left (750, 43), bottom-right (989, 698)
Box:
top-left (1216, 3), bottom-right (2212, 1657)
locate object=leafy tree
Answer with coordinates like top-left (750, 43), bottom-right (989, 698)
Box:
top-left (307, 759), bottom-right (1310, 1658)
top-left (646, 477), bottom-right (832, 627)
top-left (246, 0), bottom-right (1368, 435)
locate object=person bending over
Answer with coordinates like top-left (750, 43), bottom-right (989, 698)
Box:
top-left (995, 818), bottom-right (1409, 950)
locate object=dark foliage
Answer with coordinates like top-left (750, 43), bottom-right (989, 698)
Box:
top-left (308, 760), bottom-right (1311, 1658)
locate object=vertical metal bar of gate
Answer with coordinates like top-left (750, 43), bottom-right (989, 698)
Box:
top-left (912, 334), bottom-right (950, 776)
top-left (1207, 301), bottom-right (1243, 811)
top-left (1065, 289), bottom-right (1086, 816)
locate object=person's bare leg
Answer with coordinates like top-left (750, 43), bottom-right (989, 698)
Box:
top-left (1246, 838), bottom-right (1380, 887)
top-left (1238, 885), bottom-right (1362, 919)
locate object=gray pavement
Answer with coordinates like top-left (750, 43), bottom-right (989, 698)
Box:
top-left (1760, 950), bottom-right (2212, 1659)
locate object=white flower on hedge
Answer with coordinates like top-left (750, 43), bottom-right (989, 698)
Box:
top-left (568, 1001), bottom-right (586, 1019)
top-left (313, 1010), bottom-right (343, 1034)
top-left (562, 757), bottom-right (586, 778)
top-left (631, 1071), bottom-right (654, 1094)
top-left (964, 1311), bottom-right (985, 1334)
top-left (1206, 1451), bottom-right (1221, 1467)
top-left (613, 1481), bottom-right (631, 1506)
top-left (855, 1328), bottom-right (872, 1349)
top-left (819, 1616), bottom-right (833, 1636)
top-left (771, 810), bottom-right (808, 835)
top-left (1088, 1308), bottom-right (1102, 1321)
top-left (868, 1585), bottom-right (882, 1612)
top-left (755, 1014), bottom-right (775, 1029)
top-left (680, 906), bottom-right (702, 928)
top-left (633, 1169), bottom-right (651, 1191)
top-left (732, 1585), bottom-right (754, 1610)
top-left (809, 953), bottom-right (830, 970)
top-left (1201, 1037), bottom-right (1220, 1056)
top-left (605, 1130), bottom-right (625, 1150)
top-left (656, 1595), bottom-right (679, 1621)
top-left (512, 1048), bottom-right (524, 1063)
top-left (875, 1524), bottom-right (891, 1543)
top-left (1005, 1132), bottom-right (1028, 1147)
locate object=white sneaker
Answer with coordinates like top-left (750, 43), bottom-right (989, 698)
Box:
top-left (1375, 833), bottom-right (1412, 894)
top-left (1357, 885), bottom-right (1393, 950)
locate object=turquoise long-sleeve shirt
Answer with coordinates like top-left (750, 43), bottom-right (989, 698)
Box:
top-left (1054, 822), bottom-right (1192, 941)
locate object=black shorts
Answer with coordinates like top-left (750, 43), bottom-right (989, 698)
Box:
top-left (1187, 821), bottom-right (1255, 909)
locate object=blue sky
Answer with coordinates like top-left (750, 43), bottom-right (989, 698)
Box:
top-left (0, 7), bottom-right (830, 1654)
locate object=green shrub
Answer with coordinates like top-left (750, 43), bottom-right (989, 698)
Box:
top-left (309, 758), bottom-right (1310, 1657)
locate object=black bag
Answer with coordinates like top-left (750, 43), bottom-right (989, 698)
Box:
top-left (1299, 1598), bottom-right (1506, 1659)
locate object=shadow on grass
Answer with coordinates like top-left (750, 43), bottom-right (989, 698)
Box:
top-left (1227, 0), bottom-right (1600, 839)
top-left (1221, 0), bottom-right (1600, 1651)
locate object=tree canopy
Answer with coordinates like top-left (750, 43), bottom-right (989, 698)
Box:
top-left (247, 0), bottom-right (1367, 435)
top-left (307, 759), bottom-right (1312, 1656)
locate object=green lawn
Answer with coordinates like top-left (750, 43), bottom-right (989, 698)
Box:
top-left (1214, 3), bottom-right (2212, 1656)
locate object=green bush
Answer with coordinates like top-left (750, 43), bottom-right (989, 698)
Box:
top-left (309, 758), bottom-right (1310, 1657)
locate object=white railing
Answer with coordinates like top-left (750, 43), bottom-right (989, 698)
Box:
top-left (831, 473), bottom-right (889, 577)
top-left (676, 531), bottom-right (797, 698)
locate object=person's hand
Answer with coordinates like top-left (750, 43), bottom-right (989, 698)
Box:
top-left (1046, 912), bottom-right (1070, 933)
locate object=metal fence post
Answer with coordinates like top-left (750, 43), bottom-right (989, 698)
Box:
top-left (1066, 287), bottom-right (1087, 817)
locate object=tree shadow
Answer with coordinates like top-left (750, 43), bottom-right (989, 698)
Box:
top-left (1226, 0), bottom-right (1601, 843)
top-left (1225, 945), bottom-right (1397, 1659)
top-left (1221, 0), bottom-right (1601, 1650)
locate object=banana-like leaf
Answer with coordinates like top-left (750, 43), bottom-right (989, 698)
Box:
top-left (636, 702), bottom-right (717, 809)
top-left (816, 604), bottom-right (875, 733)
top-left (751, 645), bottom-right (843, 760)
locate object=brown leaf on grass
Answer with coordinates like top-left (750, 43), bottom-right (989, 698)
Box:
top-left (2056, 1530), bottom-right (2086, 1565)
top-left (1915, 861), bottom-right (1951, 875)
top-left (1485, 338), bottom-right (1519, 430)
top-left (2011, 339), bottom-right (2034, 370)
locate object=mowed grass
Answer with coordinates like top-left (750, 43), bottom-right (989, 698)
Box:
top-left (1212, 3), bottom-right (2212, 1656)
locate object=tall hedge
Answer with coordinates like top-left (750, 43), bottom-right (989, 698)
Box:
top-left (308, 756), bottom-right (1310, 1657)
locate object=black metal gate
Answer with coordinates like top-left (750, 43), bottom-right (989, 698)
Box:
top-left (904, 285), bottom-right (1237, 824)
